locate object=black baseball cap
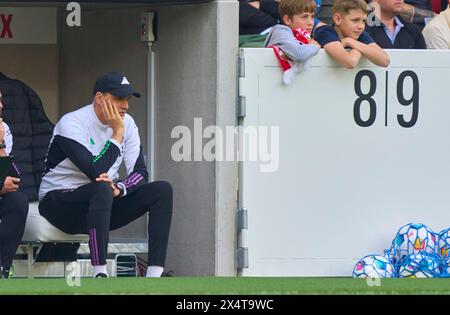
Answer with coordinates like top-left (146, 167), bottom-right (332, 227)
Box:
top-left (93, 72), bottom-right (141, 98)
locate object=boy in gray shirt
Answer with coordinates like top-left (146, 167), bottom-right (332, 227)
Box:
top-left (265, 0), bottom-right (321, 63)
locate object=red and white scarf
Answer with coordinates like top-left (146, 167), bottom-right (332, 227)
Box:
top-left (269, 28), bottom-right (311, 85)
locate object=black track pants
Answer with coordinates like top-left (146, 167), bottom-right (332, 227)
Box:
top-left (0, 191), bottom-right (29, 268)
top-left (39, 181), bottom-right (173, 266)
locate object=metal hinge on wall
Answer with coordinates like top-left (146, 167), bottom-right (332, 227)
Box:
top-left (237, 208), bottom-right (248, 269)
top-left (237, 208), bottom-right (248, 230)
top-left (237, 247), bottom-right (248, 269)
top-left (237, 54), bottom-right (246, 119)
top-left (238, 53), bottom-right (245, 78)
top-left (237, 96), bottom-right (246, 118)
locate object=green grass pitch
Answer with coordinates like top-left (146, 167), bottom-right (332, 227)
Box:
top-left (1, 277), bottom-right (450, 295)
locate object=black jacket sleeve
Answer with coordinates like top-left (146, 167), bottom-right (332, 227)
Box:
top-left (53, 135), bottom-right (121, 181)
top-left (259, 0), bottom-right (281, 17)
top-left (116, 146), bottom-right (148, 196)
top-left (239, 0), bottom-right (281, 35)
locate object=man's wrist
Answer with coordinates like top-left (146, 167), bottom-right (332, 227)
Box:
top-left (0, 140), bottom-right (6, 150)
top-left (115, 182), bottom-right (125, 197)
top-left (112, 129), bottom-right (125, 143)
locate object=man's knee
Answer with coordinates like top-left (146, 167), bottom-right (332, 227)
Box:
top-left (91, 181), bottom-right (112, 193)
top-left (139, 181), bottom-right (173, 208)
top-left (157, 181), bottom-right (173, 199)
top-left (91, 182), bottom-right (113, 199)
top-left (89, 182), bottom-right (113, 205)
top-left (149, 181), bottom-right (173, 203)
top-left (155, 181), bottom-right (173, 216)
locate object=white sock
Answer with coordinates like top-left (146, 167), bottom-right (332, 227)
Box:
top-left (146, 266), bottom-right (164, 277)
top-left (93, 264), bottom-right (108, 277)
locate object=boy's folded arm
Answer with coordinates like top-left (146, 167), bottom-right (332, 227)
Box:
top-left (350, 41), bottom-right (390, 67)
top-left (283, 42), bottom-right (320, 62)
top-left (323, 41), bottom-right (362, 69)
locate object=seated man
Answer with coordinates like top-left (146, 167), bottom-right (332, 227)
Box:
top-left (38, 72), bottom-right (173, 278)
top-left (365, 0), bottom-right (427, 49)
top-left (0, 89), bottom-right (29, 279)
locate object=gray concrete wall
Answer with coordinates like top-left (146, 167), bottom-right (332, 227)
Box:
top-left (214, 0), bottom-right (239, 276)
top-left (154, 0), bottom-right (238, 276)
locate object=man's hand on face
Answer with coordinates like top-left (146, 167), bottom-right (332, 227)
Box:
top-left (0, 176), bottom-right (20, 195)
top-left (96, 173), bottom-right (121, 197)
top-left (101, 95), bottom-right (125, 143)
top-left (101, 96), bottom-right (125, 130)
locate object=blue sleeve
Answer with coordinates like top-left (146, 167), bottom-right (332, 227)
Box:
top-left (314, 25), bottom-right (340, 47)
top-left (358, 31), bottom-right (375, 45)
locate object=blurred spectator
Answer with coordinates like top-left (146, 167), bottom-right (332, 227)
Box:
top-left (399, 1), bottom-right (436, 30)
top-left (239, 0), bottom-right (322, 47)
top-left (365, 0), bottom-right (427, 48)
top-left (240, 0), bottom-right (282, 35)
top-left (319, 0), bottom-right (439, 30)
top-left (404, 0), bottom-right (448, 15)
top-left (317, 0), bottom-right (335, 23)
top-left (422, 0), bottom-right (450, 48)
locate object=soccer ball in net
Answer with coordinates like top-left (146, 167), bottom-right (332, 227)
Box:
top-left (442, 258), bottom-right (450, 277)
top-left (438, 228), bottom-right (450, 277)
top-left (438, 228), bottom-right (450, 258)
top-left (397, 253), bottom-right (442, 278)
top-left (389, 223), bottom-right (437, 262)
top-left (352, 255), bottom-right (395, 278)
